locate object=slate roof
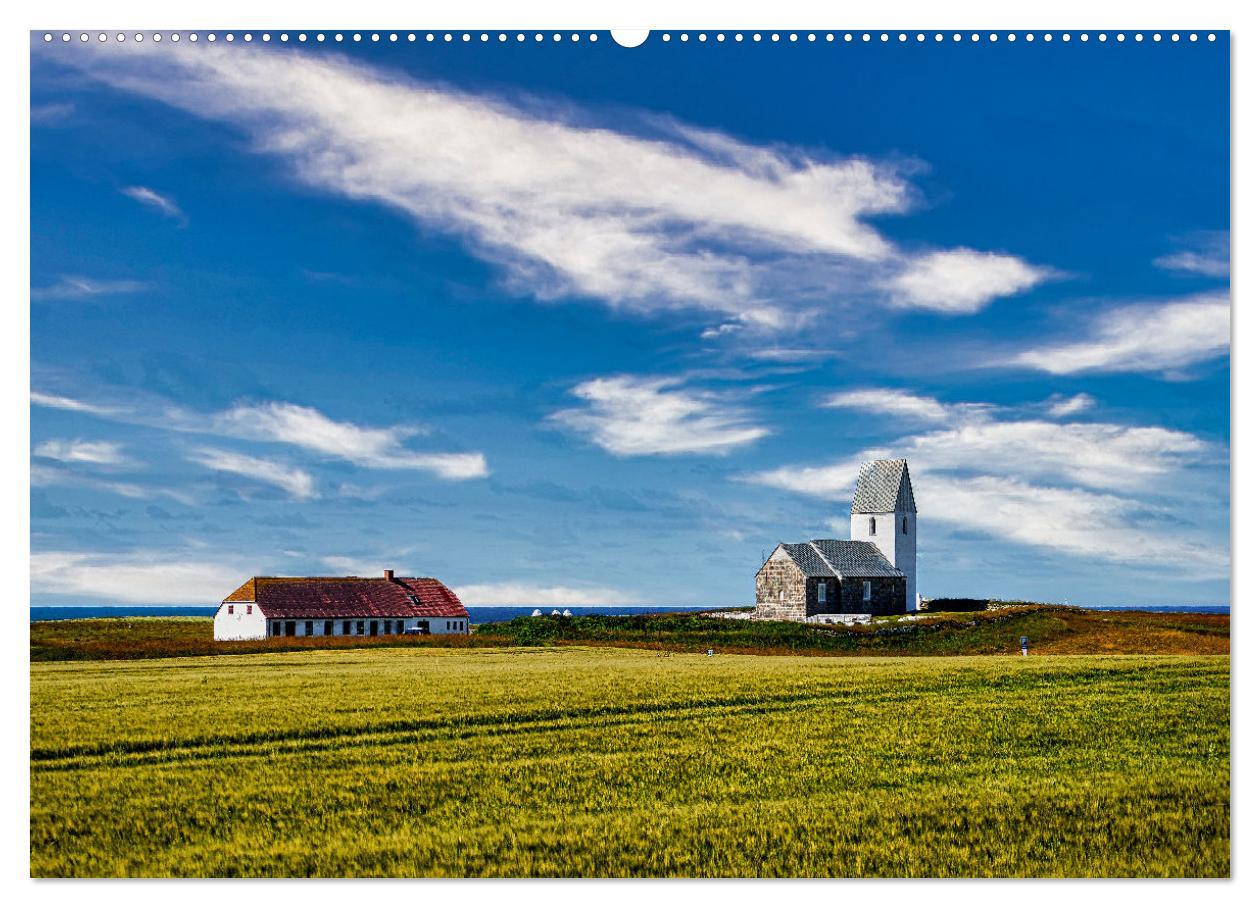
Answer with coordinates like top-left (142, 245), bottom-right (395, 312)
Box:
top-left (775, 540), bottom-right (903, 579)
top-left (222, 576), bottom-right (468, 620)
top-left (850, 458), bottom-right (916, 515)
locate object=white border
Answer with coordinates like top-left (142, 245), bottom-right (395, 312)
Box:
top-left (6, 2), bottom-right (1251, 906)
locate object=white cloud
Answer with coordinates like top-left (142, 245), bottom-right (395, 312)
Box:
top-left (33, 438), bottom-right (129, 466)
top-left (31, 391), bottom-right (488, 481)
top-left (1010, 293), bottom-right (1229, 375)
top-left (550, 375), bottom-right (769, 456)
top-left (822, 388), bottom-right (958, 424)
top-left (921, 473), bottom-right (1226, 575)
top-left (887, 248), bottom-right (1050, 314)
top-left (187, 447), bottom-right (317, 500)
top-left (454, 582), bottom-right (636, 606)
top-left (1047, 393), bottom-right (1096, 418)
top-left (31, 549), bottom-right (247, 604)
top-left (30, 391), bottom-right (120, 417)
top-left (48, 43), bottom-right (1047, 327)
top-left (31, 275), bottom-right (148, 301)
top-left (121, 185), bottom-right (186, 225)
top-left (213, 402), bottom-right (488, 479)
top-left (1154, 232), bottom-right (1229, 278)
top-left (318, 555), bottom-right (404, 576)
top-left (744, 388), bottom-right (1224, 574)
top-left (30, 464), bottom-right (194, 505)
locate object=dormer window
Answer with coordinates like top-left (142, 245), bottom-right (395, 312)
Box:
top-left (408, 594), bottom-right (421, 605)
top-left (868, 516), bottom-right (876, 535)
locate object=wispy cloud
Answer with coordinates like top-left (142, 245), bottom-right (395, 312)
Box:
top-left (822, 388), bottom-right (974, 424)
top-left (31, 391), bottom-right (488, 481)
top-left (745, 388), bottom-right (1224, 574)
top-left (550, 375), bottom-right (769, 456)
top-left (33, 438), bottom-right (130, 466)
top-left (187, 447), bottom-right (317, 500)
top-left (1009, 292), bottom-right (1229, 375)
top-left (48, 42), bottom-right (1049, 328)
top-left (318, 555), bottom-right (405, 576)
top-left (31, 549), bottom-right (248, 604)
top-left (31, 275), bottom-right (148, 301)
top-left (887, 248), bottom-right (1051, 314)
top-left (213, 402), bottom-right (488, 479)
top-left (30, 464), bottom-right (194, 505)
top-left (30, 391), bottom-right (122, 417)
top-left (454, 581), bottom-right (636, 607)
top-left (1154, 231), bottom-right (1229, 278)
top-left (1046, 393), bottom-right (1096, 418)
top-left (121, 185), bottom-right (186, 225)
top-left (31, 101), bottom-right (75, 123)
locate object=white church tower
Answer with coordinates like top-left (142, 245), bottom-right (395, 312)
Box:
top-left (849, 459), bottom-right (917, 612)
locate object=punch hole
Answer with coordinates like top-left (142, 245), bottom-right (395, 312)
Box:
top-left (610, 30), bottom-right (649, 48)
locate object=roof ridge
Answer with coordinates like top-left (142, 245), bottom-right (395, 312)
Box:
top-left (806, 541), bottom-right (841, 579)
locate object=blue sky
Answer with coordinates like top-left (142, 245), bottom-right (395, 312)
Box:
top-left (29, 33), bottom-right (1229, 606)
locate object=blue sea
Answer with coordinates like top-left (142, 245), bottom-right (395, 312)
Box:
top-left (28, 603), bottom-right (1229, 623)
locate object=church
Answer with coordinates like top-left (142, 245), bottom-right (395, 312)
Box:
top-left (753, 459), bottom-right (917, 621)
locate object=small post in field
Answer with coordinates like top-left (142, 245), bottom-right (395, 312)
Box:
top-left (1020, 636), bottom-right (1029, 657)
top-left (706, 648), bottom-right (714, 657)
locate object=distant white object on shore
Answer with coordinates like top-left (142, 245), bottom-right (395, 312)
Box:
top-left (562, 609), bottom-right (573, 617)
top-left (531, 608), bottom-right (542, 617)
top-left (551, 609), bottom-right (562, 616)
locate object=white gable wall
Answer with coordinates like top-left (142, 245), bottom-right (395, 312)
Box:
top-left (213, 602), bottom-right (267, 641)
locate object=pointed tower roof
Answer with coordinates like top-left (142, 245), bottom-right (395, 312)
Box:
top-left (850, 459), bottom-right (916, 514)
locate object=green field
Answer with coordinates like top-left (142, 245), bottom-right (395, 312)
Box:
top-left (30, 646), bottom-right (1228, 877)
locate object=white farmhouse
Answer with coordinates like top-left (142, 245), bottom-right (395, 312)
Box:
top-left (213, 569), bottom-right (471, 641)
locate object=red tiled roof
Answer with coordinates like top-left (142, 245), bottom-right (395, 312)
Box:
top-left (223, 576), bottom-right (468, 620)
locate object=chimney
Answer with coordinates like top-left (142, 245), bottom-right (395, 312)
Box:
top-left (383, 569), bottom-right (394, 582)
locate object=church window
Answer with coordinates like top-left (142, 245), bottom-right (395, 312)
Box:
top-left (902, 516), bottom-right (908, 534)
top-left (868, 516), bottom-right (876, 535)
top-left (818, 582), bottom-right (827, 604)
top-left (863, 581), bottom-right (872, 601)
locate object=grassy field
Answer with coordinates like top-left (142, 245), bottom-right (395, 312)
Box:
top-left (29, 605), bottom-right (1230, 661)
top-left (30, 646), bottom-right (1229, 877)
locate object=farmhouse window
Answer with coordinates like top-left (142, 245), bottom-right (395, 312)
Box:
top-left (868, 517), bottom-right (876, 535)
top-left (343, 620), bottom-right (351, 635)
top-left (356, 621), bottom-right (365, 635)
top-left (227, 604), bottom-right (234, 615)
top-left (863, 581), bottom-right (872, 601)
top-left (818, 582), bottom-right (827, 604)
top-left (324, 620), bottom-right (333, 635)
top-left (369, 620), bottom-right (379, 636)
top-left (284, 621), bottom-right (296, 636)
top-left (272, 622), bottom-right (280, 635)
top-left (304, 621), bottom-right (313, 636)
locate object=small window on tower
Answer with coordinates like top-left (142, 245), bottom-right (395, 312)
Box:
top-left (902, 516), bottom-right (908, 534)
top-left (869, 516), bottom-right (876, 535)
top-left (818, 582), bottom-right (827, 604)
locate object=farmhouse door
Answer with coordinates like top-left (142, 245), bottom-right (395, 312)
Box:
top-left (369, 620), bottom-right (379, 636)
